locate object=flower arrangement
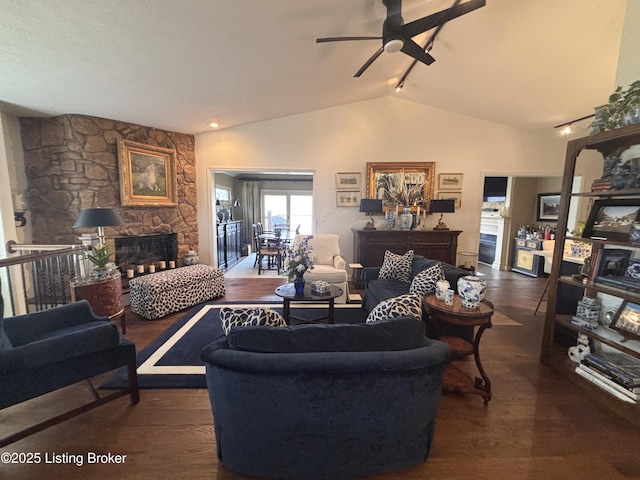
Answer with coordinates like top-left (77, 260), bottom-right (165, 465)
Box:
top-left (283, 235), bottom-right (315, 279)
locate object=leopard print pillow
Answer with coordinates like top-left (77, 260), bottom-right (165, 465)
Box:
top-left (220, 307), bottom-right (287, 335)
top-left (378, 250), bottom-right (414, 283)
top-left (366, 293), bottom-right (422, 324)
top-left (409, 263), bottom-right (445, 296)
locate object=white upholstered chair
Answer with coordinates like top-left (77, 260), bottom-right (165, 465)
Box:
top-left (294, 234), bottom-right (349, 303)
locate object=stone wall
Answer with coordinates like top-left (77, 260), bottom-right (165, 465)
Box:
top-left (19, 115), bottom-right (197, 262)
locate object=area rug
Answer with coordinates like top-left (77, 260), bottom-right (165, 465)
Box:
top-left (101, 302), bottom-right (366, 389)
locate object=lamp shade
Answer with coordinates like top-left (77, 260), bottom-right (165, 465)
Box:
top-left (73, 208), bottom-right (124, 228)
top-left (359, 199), bottom-right (383, 213)
top-left (233, 199), bottom-right (240, 207)
top-left (429, 199), bottom-right (455, 213)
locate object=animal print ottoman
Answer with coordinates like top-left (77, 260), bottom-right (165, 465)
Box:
top-left (129, 265), bottom-right (225, 320)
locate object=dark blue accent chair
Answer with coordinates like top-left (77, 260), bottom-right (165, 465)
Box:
top-left (0, 298), bottom-right (138, 447)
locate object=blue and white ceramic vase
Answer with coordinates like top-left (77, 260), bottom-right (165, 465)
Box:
top-left (457, 275), bottom-right (487, 309)
top-left (294, 272), bottom-right (305, 295)
top-left (399, 208), bottom-right (413, 230)
top-left (385, 210), bottom-right (396, 229)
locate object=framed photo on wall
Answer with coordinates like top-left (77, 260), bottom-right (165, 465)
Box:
top-left (336, 191), bottom-right (361, 207)
top-left (366, 162), bottom-right (435, 212)
top-left (537, 193), bottom-right (561, 221)
top-left (436, 191), bottom-right (462, 209)
top-left (335, 172), bottom-right (361, 190)
top-left (118, 139), bottom-right (177, 207)
top-left (437, 173), bottom-right (463, 190)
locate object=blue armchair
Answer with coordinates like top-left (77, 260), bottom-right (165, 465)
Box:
top-left (0, 298), bottom-right (138, 447)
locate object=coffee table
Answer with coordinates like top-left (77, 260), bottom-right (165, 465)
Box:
top-left (423, 294), bottom-right (494, 403)
top-left (274, 284), bottom-right (343, 324)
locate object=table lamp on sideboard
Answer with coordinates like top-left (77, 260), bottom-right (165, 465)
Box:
top-left (359, 199), bottom-right (383, 230)
top-left (429, 199), bottom-right (455, 230)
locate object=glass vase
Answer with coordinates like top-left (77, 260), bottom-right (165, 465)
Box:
top-left (294, 272), bottom-right (305, 295)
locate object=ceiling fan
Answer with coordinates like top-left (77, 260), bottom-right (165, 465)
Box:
top-left (316, 0), bottom-right (486, 77)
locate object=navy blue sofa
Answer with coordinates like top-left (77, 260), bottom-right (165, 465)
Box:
top-left (201, 317), bottom-right (451, 480)
top-left (363, 254), bottom-right (470, 313)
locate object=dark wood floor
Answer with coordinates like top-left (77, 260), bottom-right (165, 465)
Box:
top-left (2, 266), bottom-right (640, 479)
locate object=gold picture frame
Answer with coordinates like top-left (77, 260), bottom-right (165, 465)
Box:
top-left (366, 162), bottom-right (435, 212)
top-left (118, 139), bottom-right (177, 207)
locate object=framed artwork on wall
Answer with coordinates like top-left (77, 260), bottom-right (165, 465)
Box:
top-left (118, 139), bottom-right (177, 207)
top-left (436, 191), bottom-right (462, 209)
top-left (438, 173), bottom-right (463, 190)
top-left (536, 193), bottom-right (561, 221)
top-left (366, 162), bottom-right (435, 212)
top-left (335, 172), bottom-right (361, 190)
top-left (336, 191), bottom-right (361, 207)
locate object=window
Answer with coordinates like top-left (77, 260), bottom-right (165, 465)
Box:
top-left (263, 192), bottom-right (313, 234)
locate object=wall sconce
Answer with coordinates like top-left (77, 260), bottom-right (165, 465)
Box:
top-left (12, 191), bottom-right (28, 228)
top-left (359, 199), bottom-right (383, 230)
top-left (429, 199), bottom-right (455, 230)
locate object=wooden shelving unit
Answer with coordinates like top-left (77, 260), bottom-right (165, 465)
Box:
top-left (540, 123), bottom-right (640, 420)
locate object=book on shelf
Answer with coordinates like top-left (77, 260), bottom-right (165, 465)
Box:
top-left (579, 359), bottom-right (640, 393)
top-left (575, 365), bottom-right (637, 403)
top-left (594, 275), bottom-right (640, 293)
top-left (583, 352), bottom-right (640, 386)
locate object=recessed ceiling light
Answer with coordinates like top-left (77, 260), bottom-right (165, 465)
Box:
top-left (207, 120), bottom-right (222, 128)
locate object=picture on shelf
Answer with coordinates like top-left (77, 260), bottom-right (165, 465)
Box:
top-left (611, 301), bottom-right (640, 339)
top-left (595, 249), bottom-right (631, 278)
top-left (583, 198), bottom-right (640, 242)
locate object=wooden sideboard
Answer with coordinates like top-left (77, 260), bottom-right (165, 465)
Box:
top-left (352, 228), bottom-right (462, 267)
top-left (217, 220), bottom-right (243, 269)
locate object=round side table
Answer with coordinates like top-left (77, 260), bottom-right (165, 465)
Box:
top-left (423, 294), bottom-right (494, 403)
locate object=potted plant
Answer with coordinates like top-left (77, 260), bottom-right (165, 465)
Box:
top-left (86, 243), bottom-right (112, 280)
top-left (592, 80), bottom-right (640, 133)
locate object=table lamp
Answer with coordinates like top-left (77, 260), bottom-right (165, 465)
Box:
top-left (73, 208), bottom-right (124, 244)
top-left (429, 199), bottom-right (455, 230)
top-left (359, 199), bottom-right (383, 229)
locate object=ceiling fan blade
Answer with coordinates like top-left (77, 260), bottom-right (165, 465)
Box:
top-left (400, 39), bottom-right (436, 66)
top-left (401, 0), bottom-right (485, 38)
top-left (316, 36), bottom-right (382, 43)
top-left (354, 46), bottom-right (384, 77)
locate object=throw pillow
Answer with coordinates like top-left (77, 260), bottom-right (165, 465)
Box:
top-left (409, 263), bottom-right (445, 296)
top-left (378, 249), bottom-right (414, 283)
top-left (366, 293), bottom-right (422, 324)
top-left (220, 307), bottom-right (286, 335)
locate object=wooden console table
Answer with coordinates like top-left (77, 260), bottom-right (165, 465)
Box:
top-left (423, 294), bottom-right (494, 403)
top-left (352, 228), bottom-right (461, 267)
top-left (71, 274), bottom-right (125, 334)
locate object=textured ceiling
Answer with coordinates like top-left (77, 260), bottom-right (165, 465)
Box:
top-left (0, 0), bottom-right (627, 135)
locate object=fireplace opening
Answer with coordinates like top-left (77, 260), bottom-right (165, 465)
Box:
top-left (114, 233), bottom-right (178, 278)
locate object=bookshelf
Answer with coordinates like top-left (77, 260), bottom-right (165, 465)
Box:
top-left (540, 123), bottom-right (640, 422)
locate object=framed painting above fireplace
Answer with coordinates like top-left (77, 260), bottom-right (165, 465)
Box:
top-left (118, 139), bottom-right (177, 207)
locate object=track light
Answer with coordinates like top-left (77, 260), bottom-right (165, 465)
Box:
top-left (554, 114), bottom-right (595, 135)
top-left (395, 80), bottom-right (404, 93)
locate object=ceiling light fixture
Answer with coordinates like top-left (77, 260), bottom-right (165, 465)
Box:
top-left (553, 114), bottom-right (595, 136)
top-left (207, 120), bottom-right (222, 129)
top-left (395, 80), bottom-right (404, 93)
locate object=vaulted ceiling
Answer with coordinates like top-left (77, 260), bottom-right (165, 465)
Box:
top-left (0, 0), bottom-right (627, 135)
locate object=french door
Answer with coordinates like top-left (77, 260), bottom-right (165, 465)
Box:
top-left (263, 191), bottom-right (312, 234)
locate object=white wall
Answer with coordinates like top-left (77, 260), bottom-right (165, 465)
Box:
top-left (195, 96), bottom-right (569, 266)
